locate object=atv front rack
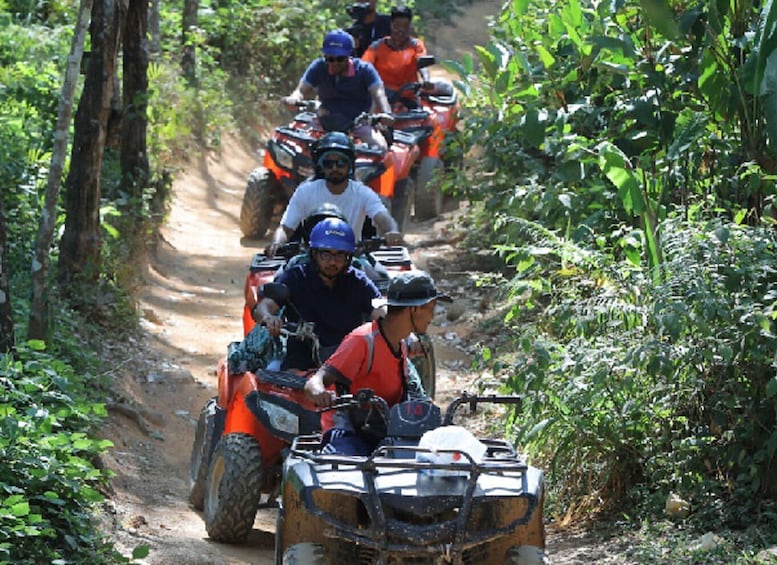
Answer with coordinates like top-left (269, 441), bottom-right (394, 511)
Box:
top-left (287, 435), bottom-right (541, 562)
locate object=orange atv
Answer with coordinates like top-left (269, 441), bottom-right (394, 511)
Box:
top-left (240, 103), bottom-right (397, 239)
top-left (188, 283), bottom-right (323, 544)
top-left (242, 237), bottom-right (439, 398)
top-left (388, 55), bottom-right (462, 220)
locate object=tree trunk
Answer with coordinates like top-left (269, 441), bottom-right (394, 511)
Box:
top-left (28, 0), bottom-right (93, 341)
top-left (148, 0), bottom-right (160, 56)
top-left (120, 0), bottom-right (150, 223)
top-left (58, 0), bottom-right (125, 286)
top-left (0, 195), bottom-right (13, 355)
top-left (181, 0), bottom-right (198, 84)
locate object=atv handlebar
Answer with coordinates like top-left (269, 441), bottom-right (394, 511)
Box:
top-left (443, 393), bottom-right (523, 426)
top-left (320, 389), bottom-right (391, 415)
top-left (321, 389), bottom-right (522, 427)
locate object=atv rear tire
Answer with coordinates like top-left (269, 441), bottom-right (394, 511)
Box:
top-left (413, 157), bottom-right (443, 220)
top-left (282, 543), bottom-right (328, 565)
top-left (204, 433), bottom-right (263, 543)
top-left (189, 397), bottom-right (219, 510)
top-left (391, 177), bottom-right (414, 232)
top-left (240, 167), bottom-right (278, 239)
top-left (412, 333), bottom-right (436, 399)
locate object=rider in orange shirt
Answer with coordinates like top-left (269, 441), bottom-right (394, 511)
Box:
top-left (361, 6), bottom-right (444, 162)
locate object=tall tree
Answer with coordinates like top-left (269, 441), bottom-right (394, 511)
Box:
top-left (120, 0), bottom-right (150, 224)
top-left (28, 0), bottom-right (94, 341)
top-left (0, 195), bottom-right (13, 355)
top-left (181, 0), bottom-right (198, 84)
top-left (58, 0), bottom-right (126, 286)
top-left (148, 0), bottom-right (160, 55)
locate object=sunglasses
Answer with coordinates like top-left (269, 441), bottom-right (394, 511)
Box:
top-left (321, 157), bottom-right (349, 169)
top-left (325, 56), bottom-right (348, 63)
top-left (318, 250), bottom-right (349, 262)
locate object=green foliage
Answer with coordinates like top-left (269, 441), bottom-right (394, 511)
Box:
top-left (482, 217), bottom-right (777, 529)
top-left (0, 345), bottom-right (119, 563)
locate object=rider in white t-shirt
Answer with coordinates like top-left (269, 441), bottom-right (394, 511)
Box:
top-left (266, 132), bottom-right (402, 257)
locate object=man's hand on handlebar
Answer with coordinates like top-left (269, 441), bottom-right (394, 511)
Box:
top-left (385, 231), bottom-right (403, 246)
top-left (265, 241), bottom-right (281, 258)
top-left (376, 113), bottom-right (394, 127)
top-left (281, 95), bottom-right (302, 109)
top-left (304, 379), bottom-right (335, 408)
top-left (263, 314), bottom-right (282, 337)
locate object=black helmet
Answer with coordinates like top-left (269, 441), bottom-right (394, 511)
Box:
top-left (390, 5), bottom-right (413, 20)
top-left (313, 131), bottom-right (356, 165)
top-left (300, 203), bottom-right (347, 244)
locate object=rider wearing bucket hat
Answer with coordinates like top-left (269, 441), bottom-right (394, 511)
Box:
top-left (281, 29), bottom-right (393, 149)
top-left (305, 270), bottom-right (451, 455)
top-left (255, 218), bottom-right (383, 370)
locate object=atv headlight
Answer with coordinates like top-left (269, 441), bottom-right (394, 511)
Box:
top-left (258, 399), bottom-right (299, 436)
top-left (267, 141), bottom-right (295, 171)
top-left (354, 162), bottom-right (385, 184)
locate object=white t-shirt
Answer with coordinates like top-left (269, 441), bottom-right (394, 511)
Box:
top-left (279, 179), bottom-right (387, 239)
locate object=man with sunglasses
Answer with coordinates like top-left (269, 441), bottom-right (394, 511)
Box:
top-left (254, 218), bottom-right (384, 371)
top-left (265, 131), bottom-right (401, 258)
top-left (281, 29), bottom-right (393, 149)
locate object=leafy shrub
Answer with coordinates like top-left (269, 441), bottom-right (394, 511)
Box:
top-left (482, 217), bottom-right (777, 529)
top-left (0, 345), bottom-right (119, 563)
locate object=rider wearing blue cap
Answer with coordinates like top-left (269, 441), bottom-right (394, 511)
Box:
top-left (255, 218), bottom-right (384, 370)
top-left (281, 29), bottom-right (393, 149)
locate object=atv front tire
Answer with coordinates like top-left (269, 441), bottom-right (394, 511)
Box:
top-left (204, 433), bottom-right (263, 543)
top-left (413, 157), bottom-right (443, 220)
top-left (391, 177), bottom-right (414, 232)
top-left (411, 333), bottom-right (436, 399)
top-left (282, 543), bottom-right (328, 565)
top-left (189, 397), bottom-right (219, 510)
top-left (240, 167), bottom-right (278, 239)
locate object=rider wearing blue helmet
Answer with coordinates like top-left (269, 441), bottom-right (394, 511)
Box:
top-left (255, 218), bottom-right (384, 370)
top-left (281, 29), bottom-right (393, 149)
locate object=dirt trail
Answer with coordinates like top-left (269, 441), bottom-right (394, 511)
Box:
top-left (98, 2), bottom-right (601, 564)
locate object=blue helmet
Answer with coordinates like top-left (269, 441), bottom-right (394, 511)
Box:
top-left (322, 30), bottom-right (354, 57)
top-left (309, 218), bottom-right (356, 253)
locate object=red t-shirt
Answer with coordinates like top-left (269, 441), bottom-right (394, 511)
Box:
top-left (361, 37), bottom-right (427, 92)
top-left (323, 320), bottom-right (406, 408)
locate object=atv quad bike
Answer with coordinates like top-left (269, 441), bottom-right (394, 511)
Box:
top-left (240, 103), bottom-right (424, 238)
top-left (241, 237), bottom-right (438, 398)
top-left (276, 390), bottom-right (547, 564)
top-left (189, 283), bottom-right (323, 543)
top-left (387, 55), bottom-right (462, 221)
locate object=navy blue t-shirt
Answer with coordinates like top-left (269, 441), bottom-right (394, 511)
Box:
top-left (276, 261), bottom-right (381, 369)
top-left (302, 58), bottom-right (382, 122)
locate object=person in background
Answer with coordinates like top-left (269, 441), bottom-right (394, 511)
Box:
top-left (349, 0), bottom-right (392, 58)
top-left (361, 5), bottom-right (432, 106)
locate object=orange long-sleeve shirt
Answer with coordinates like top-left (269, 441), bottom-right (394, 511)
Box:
top-left (361, 37), bottom-right (427, 91)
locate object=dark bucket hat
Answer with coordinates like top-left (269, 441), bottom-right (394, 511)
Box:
top-left (386, 270), bottom-right (452, 307)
